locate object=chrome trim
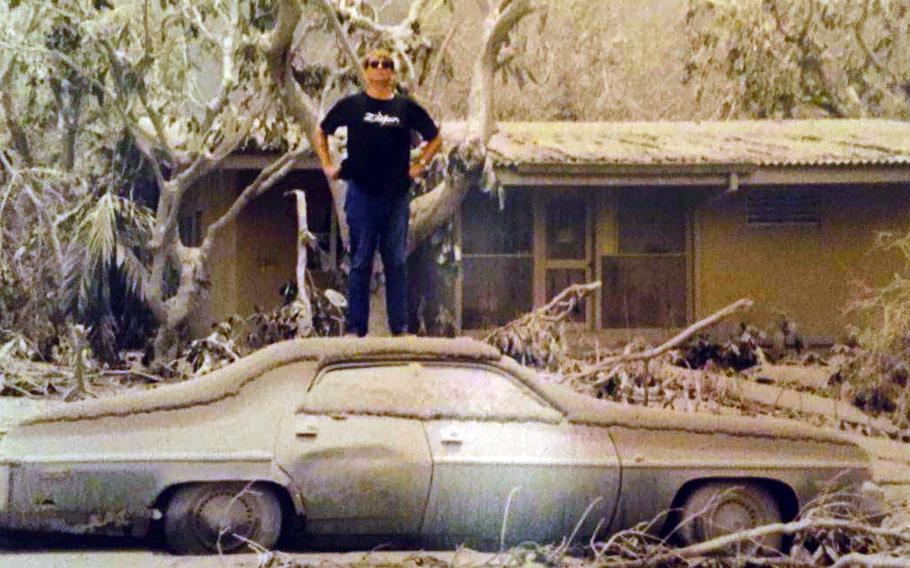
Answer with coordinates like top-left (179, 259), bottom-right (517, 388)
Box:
top-left (431, 456), bottom-right (863, 469)
top-left (0, 464), bottom-right (9, 511)
top-left (2, 452), bottom-right (273, 464)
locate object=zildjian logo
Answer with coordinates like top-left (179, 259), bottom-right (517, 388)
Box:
top-left (364, 112), bottom-right (401, 126)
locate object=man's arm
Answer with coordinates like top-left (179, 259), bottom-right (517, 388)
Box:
top-left (409, 133), bottom-right (443, 180)
top-left (313, 126), bottom-right (340, 180)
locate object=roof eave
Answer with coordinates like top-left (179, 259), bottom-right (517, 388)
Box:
top-left (497, 161), bottom-right (910, 188)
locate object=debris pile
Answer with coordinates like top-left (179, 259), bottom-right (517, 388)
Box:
top-left (167, 286), bottom-right (347, 379)
top-left (483, 283), bottom-right (910, 442)
top-left (244, 487), bottom-right (909, 568)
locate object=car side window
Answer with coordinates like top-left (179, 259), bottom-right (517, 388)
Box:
top-left (304, 362), bottom-right (562, 422)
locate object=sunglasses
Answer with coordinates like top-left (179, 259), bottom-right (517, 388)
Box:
top-left (366, 59), bottom-right (395, 70)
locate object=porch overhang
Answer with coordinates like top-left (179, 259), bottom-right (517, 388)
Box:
top-left (220, 153), bottom-right (321, 170)
top-left (496, 162), bottom-right (910, 188)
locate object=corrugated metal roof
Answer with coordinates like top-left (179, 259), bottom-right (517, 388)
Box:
top-left (447, 119), bottom-right (910, 168)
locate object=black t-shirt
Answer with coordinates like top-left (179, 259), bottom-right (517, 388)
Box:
top-left (320, 92), bottom-right (439, 197)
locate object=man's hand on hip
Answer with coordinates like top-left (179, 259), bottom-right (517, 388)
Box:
top-left (408, 162), bottom-right (426, 180)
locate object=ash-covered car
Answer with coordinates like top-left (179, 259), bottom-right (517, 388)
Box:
top-left (0, 337), bottom-right (877, 554)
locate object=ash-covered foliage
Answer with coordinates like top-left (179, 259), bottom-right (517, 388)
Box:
top-left (165, 283), bottom-right (347, 379)
top-left (675, 315), bottom-right (806, 373)
top-left (484, 282), bottom-right (598, 370)
top-left (673, 324), bottom-right (765, 372)
top-left (832, 231), bottom-right (910, 431)
top-left (0, 323), bottom-right (109, 399)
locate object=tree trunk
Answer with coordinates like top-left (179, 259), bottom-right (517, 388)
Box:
top-left (150, 245), bottom-right (205, 368)
top-left (291, 190), bottom-right (314, 337)
top-left (145, 0), bottom-right (539, 357)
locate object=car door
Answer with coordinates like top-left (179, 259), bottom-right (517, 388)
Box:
top-left (416, 363), bottom-right (621, 549)
top-left (273, 363), bottom-right (433, 537)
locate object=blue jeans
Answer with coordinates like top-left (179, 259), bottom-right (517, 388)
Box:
top-left (344, 182), bottom-right (410, 336)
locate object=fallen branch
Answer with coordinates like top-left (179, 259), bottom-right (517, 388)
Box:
top-left (100, 369), bottom-right (162, 383)
top-left (483, 281), bottom-right (602, 342)
top-left (590, 298), bottom-right (753, 369)
top-left (604, 517), bottom-right (910, 568)
top-left (830, 553), bottom-right (910, 568)
top-left (483, 281), bottom-right (602, 369)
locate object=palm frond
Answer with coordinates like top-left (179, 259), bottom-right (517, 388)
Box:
top-left (112, 194), bottom-right (155, 234)
top-left (78, 192), bottom-right (117, 272)
top-left (115, 243), bottom-right (151, 304)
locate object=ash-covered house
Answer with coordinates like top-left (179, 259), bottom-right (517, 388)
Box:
top-left (182, 119), bottom-right (910, 345)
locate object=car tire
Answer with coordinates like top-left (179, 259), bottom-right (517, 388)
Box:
top-left (677, 481), bottom-right (783, 553)
top-left (163, 482), bottom-right (283, 555)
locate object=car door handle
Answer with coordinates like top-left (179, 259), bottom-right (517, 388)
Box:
top-left (440, 432), bottom-right (463, 446)
top-left (295, 423), bottom-right (319, 438)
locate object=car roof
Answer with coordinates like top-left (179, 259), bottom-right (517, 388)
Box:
top-left (21, 337), bottom-right (502, 425)
top-left (290, 336), bottom-right (502, 363)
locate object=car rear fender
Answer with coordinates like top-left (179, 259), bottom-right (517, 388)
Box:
top-left (151, 478), bottom-right (299, 527)
top-left (1, 459), bottom-right (295, 537)
top-left (148, 461), bottom-right (304, 518)
top-left (663, 476), bottom-right (800, 535)
top-left (607, 426), bottom-right (872, 534)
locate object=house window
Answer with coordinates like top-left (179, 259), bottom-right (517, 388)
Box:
top-left (461, 190), bottom-right (533, 329)
top-left (179, 210), bottom-right (203, 247)
top-left (602, 189), bottom-right (687, 328)
top-left (542, 193), bottom-right (592, 324)
top-left (545, 197), bottom-right (587, 260)
top-left (746, 189), bottom-right (820, 225)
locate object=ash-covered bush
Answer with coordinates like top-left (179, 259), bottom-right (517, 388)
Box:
top-left (166, 283), bottom-right (347, 379)
top-left (840, 231), bottom-right (910, 428)
top-left (673, 323), bottom-right (766, 372)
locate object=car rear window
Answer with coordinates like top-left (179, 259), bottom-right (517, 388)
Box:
top-left (303, 363), bottom-right (562, 423)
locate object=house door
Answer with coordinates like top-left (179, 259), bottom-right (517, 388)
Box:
top-left (536, 192), bottom-right (593, 326)
top-left (601, 189), bottom-right (688, 329)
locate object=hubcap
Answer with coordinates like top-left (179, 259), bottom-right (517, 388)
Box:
top-left (192, 491), bottom-right (258, 551)
top-left (709, 499), bottom-right (756, 535)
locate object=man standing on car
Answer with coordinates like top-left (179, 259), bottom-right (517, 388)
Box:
top-left (314, 48), bottom-right (442, 337)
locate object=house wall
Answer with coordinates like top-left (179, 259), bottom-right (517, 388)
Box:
top-left (460, 181), bottom-right (910, 346)
top-left (695, 183), bottom-right (910, 343)
top-left (184, 169), bottom-right (334, 335)
top-left (181, 170), bottom-right (240, 337)
top-left (193, 165), bottom-right (910, 345)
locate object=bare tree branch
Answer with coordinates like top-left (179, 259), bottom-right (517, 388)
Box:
top-left (0, 151), bottom-right (64, 274)
top-left (831, 554), bottom-right (910, 568)
top-left (589, 298), bottom-right (754, 369)
top-left (608, 517), bottom-right (910, 568)
top-left (200, 146), bottom-right (310, 256)
top-left (315, 0), bottom-right (364, 85)
top-left (468, 0), bottom-right (536, 141)
top-left (411, 0), bottom-right (538, 249)
top-left (192, 0), bottom-right (243, 142)
top-left (484, 281), bottom-right (603, 342)
top-left (0, 59), bottom-right (33, 167)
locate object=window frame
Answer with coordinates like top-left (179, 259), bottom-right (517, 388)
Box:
top-left (460, 189), bottom-right (535, 329)
top-left (305, 359), bottom-right (562, 420)
top-left (745, 188), bottom-right (821, 227)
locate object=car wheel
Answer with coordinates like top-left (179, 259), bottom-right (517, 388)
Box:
top-left (163, 482), bottom-right (283, 554)
top-left (677, 481), bottom-right (783, 553)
